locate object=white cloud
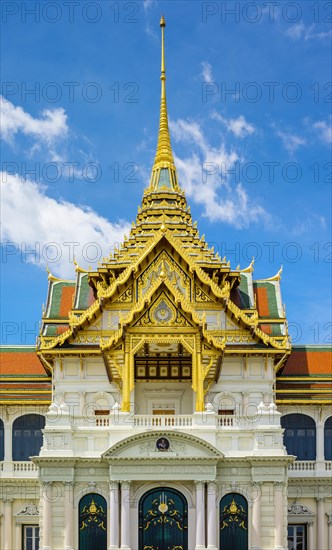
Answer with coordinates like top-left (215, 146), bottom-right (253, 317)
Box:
top-left (313, 118), bottom-right (332, 144)
top-left (285, 22), bottom-right (332, 41)
top-left (201, 62), bottom-right (213, 83)
top-left (1, 172), bottom-right (130, 278)
top-left (0, 96), bottom-right (68, 146)
top-left (0, 97), bottom-right (97, 180)
top-left (169, 119), bottom-right (268, 228)
top-left (275, 129), bottom-right (306, 153)
top-left (211, 111), bottom-right (255, 138)
top-left (143, 0), bottom-right (154, 11)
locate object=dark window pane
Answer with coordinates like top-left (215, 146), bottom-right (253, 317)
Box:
top-left (281, 414), bottom-right (316, 460)
top-left (13, 415), bottom-right (45, 461)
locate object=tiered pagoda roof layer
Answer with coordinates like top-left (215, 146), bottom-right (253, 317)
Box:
top-left (38, 18), bottom-right (290, 356)
top-left (276, 346), bottom-right (332, 404)
top-left (0, 346), bottom-right (51, 405)
top-left (231, 264), bottom-right (286, 339)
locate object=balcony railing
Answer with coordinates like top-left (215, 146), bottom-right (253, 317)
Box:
top-left (217, 415), bottom-right (258, 427)
top-left (133, 415), bottom-right (193, 428)
top-left (288, 460), bottom-right (316, 472)
top-left (13, 461), bottom-right (38, 472)
top-left (73, 412), bottom-right (279, 429)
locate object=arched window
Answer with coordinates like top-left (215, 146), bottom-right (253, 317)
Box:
top-left (281, 414), bottom-right (316, 460)
top-left (12, 414), bottom-right (45, 461)
top-left (324, 416), bottom-right (332, 460)
top-left (0, 418), bottom-right (4, 461)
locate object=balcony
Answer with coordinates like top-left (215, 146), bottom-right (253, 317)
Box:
top-left (74, 413), bottom-right (274, 430)
top-left (288, 460), bottom-right (332, 477)
top-left (0, 460), bottom-right (39, 479)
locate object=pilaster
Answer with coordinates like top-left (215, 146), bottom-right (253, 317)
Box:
top-left (195, 480), bottom-right (205, 550)
top-left (120, 481), bottom-right (131, 550)
top-left (109, 481), bottom-right (120, 550)
top-left (251, 482), bottom-right (262, 550)
top-left (64, 481), bottom-right (74, 550)
top-left (207, 481), bottom-right (217, 550)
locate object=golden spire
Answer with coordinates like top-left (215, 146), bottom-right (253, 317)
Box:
top-left (149, 16), bottom-right (179, 193)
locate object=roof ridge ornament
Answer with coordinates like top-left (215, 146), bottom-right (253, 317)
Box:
top-left (148, 16), bottom-right (180, 193)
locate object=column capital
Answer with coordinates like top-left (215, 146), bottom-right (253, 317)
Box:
top-left (195, 480), bottom-right (205, 488)
top-left (252, 480), bottom-right (263, 487)
top-left (316, 496), bottom-right (325, 503)
top-left (43, 480), bottom-right (53, 487)
top-left (274, 481), bottom-right (285, 489)
top-left (207, 481), bottom-right (217, 490)
top-left (64, 481), bottom-right (73, 487)
top-left (120, 480), bottom-right (131, 490)
top-left (3, 498), bottom-right (13, 504)
top-left (109, 480), bottom-right (119, 490)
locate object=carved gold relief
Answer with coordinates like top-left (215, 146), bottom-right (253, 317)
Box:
top-left (115, 285), bottom-right (133, 303)
top-left (137, 251), bottom-right (190, 300)
top-left (195, 285), bottom-right (213, 303)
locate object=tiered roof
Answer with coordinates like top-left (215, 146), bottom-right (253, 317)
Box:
top-left (231, 264), bottom-right (286, 340)
top-left (0, 19), bottom-right (330, 405)
top-left (0, 346), bottom-right (51, 405)
top-left (276, 346), bottom-right (332, 404)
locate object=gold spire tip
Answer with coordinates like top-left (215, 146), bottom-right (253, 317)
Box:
top-left (160, 15), bottom-right (166, 27)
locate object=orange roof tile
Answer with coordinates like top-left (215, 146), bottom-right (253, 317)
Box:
top-left (0, 351), bottom-right (46, 375)
top-left (282, 349), bottom-right (332, 376)
top-left (255, 287), bottom-right (270, 317)
top-left (59, 286), bottom-right (75, 317)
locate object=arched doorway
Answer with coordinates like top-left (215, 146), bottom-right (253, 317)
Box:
top-left (220, 493), bottom-right (248, 550)
top-left (79, 493), bottom-right (107, 550)
top-left (139, 487), bottom-right (188, 550)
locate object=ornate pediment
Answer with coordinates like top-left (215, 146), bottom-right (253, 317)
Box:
top-left (288, 504), bottom-right (313, 516)
top-left (137, 250), bottom-right (190, 300)
top-left (17, 505), bottom-right (39, 516)
top-left (102, 430), bottom-right (223, 461)
top-left (133, 291), bottom-right (194, 328)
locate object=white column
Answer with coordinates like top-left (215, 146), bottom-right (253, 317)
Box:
top-left (274, 482), bottom-right (285, 550)
top-left (3, 498), bottom-right (13, 550)
top-left (109, 481), bottom-right (119, 549)
top-left (308, 521), bottom-right (315, 550)
top-left (79, 392), bottom-right (86, 413)
top-left (317, 498), bottom-right (325, 550)
top-left (42, 482), bottom-right (52, 550)
top-left (251, 483), bottom-right (261, 550)
top-left (64, 482), bottom-right (74, 550)
top-left (120, 481), bottom-right (131, 549)
top-left (327, 515), bottom-right (332, 550)
top-left (316, 421), bottom-right (325, 469)
top-left (195, 481), bottom-right (205, 550)
top-left (242, 392), bottom-right (249, 415)
top-left (4, 422), bottom-right (12, 461)
top-left (15, 521), bottom-right (22, 550)
top-left (207, 482), bottom-right (217, 549)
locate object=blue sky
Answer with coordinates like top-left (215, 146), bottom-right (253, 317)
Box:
top-left (1, 0), bottom-right (331, 345)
